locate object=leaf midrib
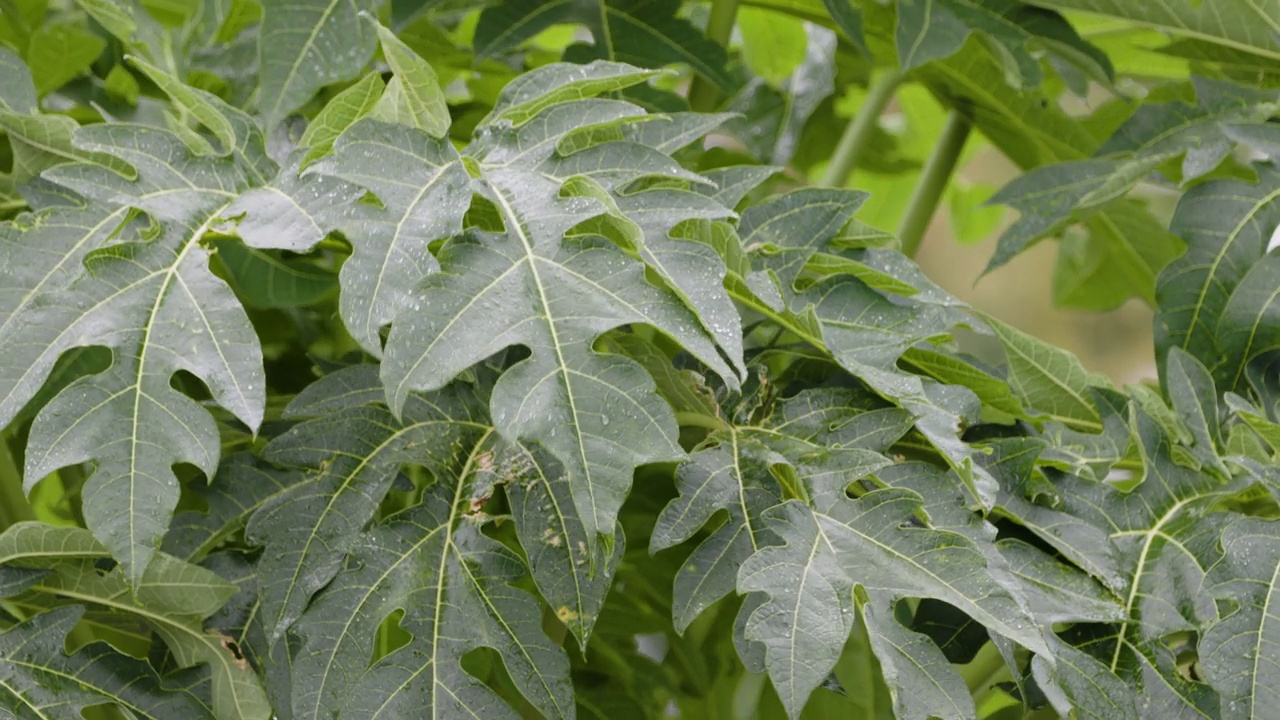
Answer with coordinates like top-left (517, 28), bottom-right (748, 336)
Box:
top-left (489, 183), bottom-right (600, 534)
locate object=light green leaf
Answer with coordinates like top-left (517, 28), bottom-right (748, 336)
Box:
top-left (483, 60), bottom-right (659, 126)
top-left (257, 0), bottom-right (379, 127)
top-left (5, 528), bottom-right (268, 720)
top-left (104, 64), bottom-right (141, 105)
top-left (369, 20), bottom-right (449, 136)
top-left (26, 22), bottom-right (106, 96)
top-left (298, 70), bottom-right (385, 166)
top-left (0, 110), bottom-right (136, 186)
top-left (725, 23), bottom-right (836, 165)
top-left (738, 8), bottom-right (808, 87)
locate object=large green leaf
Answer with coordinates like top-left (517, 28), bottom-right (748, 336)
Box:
top-left (307, 118), bottom-right (469, 354)
top-left (739, 488), bottom-right (1049, 718)
top-left (3, 64), bottom-right (275, 587)
top-left (26, 21), bottom-right (106, 96)
top-left (474, 0), bottom-right (734, 91)
top-left (731, 188), bottom-right (998, 506)
top-left (1044, 404), bottom-right (1252, 717)
top-left (380, 62), bottom-right (738, 548)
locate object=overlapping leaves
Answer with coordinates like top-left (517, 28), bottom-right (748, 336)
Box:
top-left (3, 1), bottom-right (1280, 719)
top-left (377, 61), bottom-right (740, 551)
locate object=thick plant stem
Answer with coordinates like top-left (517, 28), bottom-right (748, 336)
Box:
top-left (896, 110), bottom-right (972, 259)
top-left (0, 436), bottom-right (35, 530)
top-left (820, 72), bottom-right (903, 188)
top-left (688, 0), bottom-right (740, 111)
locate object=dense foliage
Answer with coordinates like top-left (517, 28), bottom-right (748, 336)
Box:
top-left (1, 0), bottom-right (1278, 718)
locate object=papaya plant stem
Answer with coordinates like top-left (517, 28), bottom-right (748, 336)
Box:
top-left (820, 72), bottom-right (903, 188)
top-left (688, 0), bottom-right (740, 111)
top-left (896, 110), bottom-right (972, 259)
top-left (0, 436), bottom-right (35, 530)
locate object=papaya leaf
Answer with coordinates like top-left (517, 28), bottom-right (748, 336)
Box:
top-left (1155, 159), bottom-right (1280, 394)
top-left (287, 433), bottom-right (575, 720)
top-left (4, 65), bottom-right (275, 587)
top-left (1200, 518), bottom-right (1280, 719)
top-left (0, 606), bottom-right (213, 719)
top-left (247, 365), bottom-right (489, 641)
top-left (258, 0), bottom-right (379, 127)
top-left (380, 61), bottom-right (738, 552)
top-left (0, 524), bottom-right (269, 719)
top-left (474, 0), bottom-right (734, 91)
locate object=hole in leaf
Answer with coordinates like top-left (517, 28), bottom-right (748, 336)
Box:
top-left (910, 599), bottom-right (989, 663)
top-left (170, 370), bottom-right (212, 403)
top-left (460, 647), bottom-right (525, 709)
top-left (369, 609), bottom-right (411, 666)
top-left (464, 194), bottom-right (505, 232)
top-left (0, 135), bottom-right (12, 174)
